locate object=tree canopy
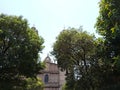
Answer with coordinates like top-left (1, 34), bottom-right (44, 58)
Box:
top-left (52, 27), bottom-right (97, 90)
top-left (95, 0), bottom-right (120, 57)
top-left (0, 14), bottom-right (44, 89)
top-left (95, 0), bottom-right (120, 89)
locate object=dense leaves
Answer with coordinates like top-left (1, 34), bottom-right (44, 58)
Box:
top-left (95, 0), bottom-right (120, 57)
top-left (95, 0), bottom-right (120, 89)
top-left (0, 14), bottom-right (44, 89)
top-left (25, 77), bottom-right (44, 90)
top-left (54, 0), bottom-right (120, 89)
top-left (52, 27), bottom-right (97, 90)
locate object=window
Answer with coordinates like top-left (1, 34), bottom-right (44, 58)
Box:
top-left (44, 74), bottom-right (49, 83)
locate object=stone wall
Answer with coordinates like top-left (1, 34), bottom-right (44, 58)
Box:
top-left (38, 56), bottom-right (66, 90)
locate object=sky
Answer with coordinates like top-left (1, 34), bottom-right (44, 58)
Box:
top-left (0, 0), bottom-right (100, 60)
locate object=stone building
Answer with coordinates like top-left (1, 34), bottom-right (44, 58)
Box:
top-left (38, 55), bottom-right (66, 90)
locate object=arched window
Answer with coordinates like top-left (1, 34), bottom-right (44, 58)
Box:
top-left (44, 74), bottom-right (49, 83)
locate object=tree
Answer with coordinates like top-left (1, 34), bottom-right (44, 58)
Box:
top-left (0, 14), bottom-right (44, 89)
top-left (52, 27), bottom-right (96, 90)
top-left (95, 0), bottom-right (120, 57)
top-left (95, 0), bottom-right (120, 89)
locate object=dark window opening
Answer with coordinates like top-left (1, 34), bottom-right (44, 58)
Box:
top-left (44, 74), bottom-right (49, 83)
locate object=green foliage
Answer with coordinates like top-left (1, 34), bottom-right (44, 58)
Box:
top-left (0, 14), bottom-right (44, 89)
top-left (52, 0), bottom-right (120, 89)
top-left (25, 77), bottom-right (44, 90)
top-left (52, 27), bottom-right (96, 90)
top-left (0, 77), bottom-right (44, 90)
top-left (95, 0), bottom-right (120, 57)
top-left (52, 28), bottom-right (78, 71)
top-left (0, 78), bottom-right (26, 90)
top-left (62, 84), bottom-right (66, 90)
top-left (95, 0), bottom-right (120, 89)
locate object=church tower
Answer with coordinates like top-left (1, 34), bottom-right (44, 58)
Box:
top-left (38, 55), bottom-right (66, 90)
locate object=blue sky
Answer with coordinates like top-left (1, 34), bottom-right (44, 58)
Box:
top-left (0, 0), bottom-right (99, 60)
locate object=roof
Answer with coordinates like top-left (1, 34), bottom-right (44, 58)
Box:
top-left (44, 55), bottom-right (52, 63)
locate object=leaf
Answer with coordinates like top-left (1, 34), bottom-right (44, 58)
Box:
top-left (108, 11), bottom-right (112, 17)
top-left (111, 27), bottom-right (115, 33)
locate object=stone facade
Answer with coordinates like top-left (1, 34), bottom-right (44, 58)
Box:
top-left (38, 56), bottom-right (66, 90)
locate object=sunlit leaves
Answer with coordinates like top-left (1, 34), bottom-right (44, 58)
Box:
top-left (95, 0), bottom-right (120, 89)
